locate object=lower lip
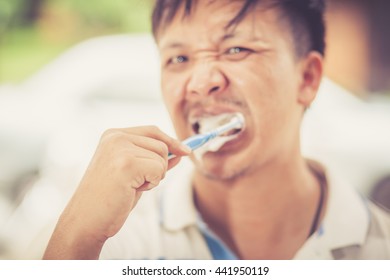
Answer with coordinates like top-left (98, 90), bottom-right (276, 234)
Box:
top-left (211, 129), bottom-right (247, 153)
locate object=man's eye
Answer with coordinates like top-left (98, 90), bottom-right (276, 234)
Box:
top-left (227, 47), bottom-right (243, 54)
top-left (225, 47), bottom-right (252, 60)
top-left (168, 55), bottom-right (188, 65)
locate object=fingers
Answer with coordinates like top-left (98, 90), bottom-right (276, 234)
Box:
top-left (127, 134), bottom-right (171, 160)
top-left (100, 126), bottom-right (190, 192)
top-left (45, 125), bottom-right (189, 259)
top-left (120, 126), bottom-right (191, 157)
top-left (129, 156), bottom-right (168, 191)
top-left (167, 156), bottom-right (182, 170)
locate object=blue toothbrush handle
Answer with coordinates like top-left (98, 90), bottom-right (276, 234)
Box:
top-left (168, 133), bottom-right (215, 159)
top-left (167, 114), bottom-right (243, 160)
top-left (182, 133), bottom-right (214, 149)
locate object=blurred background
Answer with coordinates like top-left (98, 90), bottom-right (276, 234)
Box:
top-left (1, 0), bottom-right (390, 95)
top-left (0, 0), bottom-right (389, 259)
top-left (0, 0), bottom-right (152, 83)
top-left (325, 0), bottom-right (390, 96)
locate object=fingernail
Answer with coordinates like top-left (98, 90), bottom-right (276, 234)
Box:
top-left (181, 144), bottom-right (192, 153)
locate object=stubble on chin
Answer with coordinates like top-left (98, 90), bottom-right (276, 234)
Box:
top-left (194, 158), bottom-right (250, 182)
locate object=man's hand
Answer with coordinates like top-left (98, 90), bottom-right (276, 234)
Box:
top-left (43, 126), bottom-right (191, 259)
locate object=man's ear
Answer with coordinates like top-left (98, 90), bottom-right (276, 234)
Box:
top-left (297, 51), bottom-right (323, 107)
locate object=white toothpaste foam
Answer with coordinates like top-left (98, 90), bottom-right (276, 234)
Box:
top-left (193, 112), bottom-right (244, 161)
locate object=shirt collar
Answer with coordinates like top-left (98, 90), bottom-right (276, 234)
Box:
top-left (295, 161), bottom-right (370, 259)
top-left (322, 166), bottom-right (370, 249)
top-left (160, 158), bottom-right (370, 258)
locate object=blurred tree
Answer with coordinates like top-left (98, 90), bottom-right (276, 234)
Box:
top-left (20, 0), bottom-right (44, 25)
top-left (327, 0), bottom-right (390, 95)
top-left (0, 0), bottom-right (44, 32)
top-left (51, 0), bottom-right (152, 33)
top-left (0, 0), bottom-right (153, 83)
top-left (0, 0), bottom-right (21, 35)
top-left (1, 0), bottom-right (151, 38)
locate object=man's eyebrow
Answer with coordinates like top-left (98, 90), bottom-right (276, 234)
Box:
top-left (220, 33), bottom-right (236, 42)
top-left (160, 42), bottom-right (185, 51)
top-left (219, 31), bottom-right (264, 43)
top-left (219, 31), bottom-right (260, 43)
top-left (160, 32), bottom-right (260, 50)
top-left (160, 31), bottom-right (241, 50)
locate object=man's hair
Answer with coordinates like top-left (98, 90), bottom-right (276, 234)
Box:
top-left (152, 0), bottom-right (326, 57)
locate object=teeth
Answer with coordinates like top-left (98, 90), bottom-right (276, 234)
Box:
top-left (193, 113), bottom-right (243, 135)
top-left (225, 127), bottom-right (242, 136)
top-left (189, 113), bottom-right (245, 160)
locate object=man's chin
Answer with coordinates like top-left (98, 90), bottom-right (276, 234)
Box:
top-left (192, 155), bottom-right (248, 182)
top-left (197, 167), bottom-right (248, 182)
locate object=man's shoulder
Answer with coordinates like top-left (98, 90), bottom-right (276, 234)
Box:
top-left (367, 202), bottom-right (390, 238)
top-left (351, 201), bottom-right (390, 259)
top-left (331, 201), bottom-right (390, 259)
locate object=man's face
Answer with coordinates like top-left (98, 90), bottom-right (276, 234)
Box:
top-left (157, 1), bottom-right (313, 180)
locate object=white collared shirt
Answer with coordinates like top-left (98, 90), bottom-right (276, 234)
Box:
top-left (101, 158), bottom-right (390, 260)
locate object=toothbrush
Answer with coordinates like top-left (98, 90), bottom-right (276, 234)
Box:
top-left (168, 115), bottom-right (244, 160)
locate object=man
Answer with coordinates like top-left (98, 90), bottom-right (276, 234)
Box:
top-left (43, 0), bottom-right (390, 259)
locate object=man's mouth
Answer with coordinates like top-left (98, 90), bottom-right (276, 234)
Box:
top-left (190, 112), bottom-right (244, 136)
top-left (187, 112), bottom-right (245, 158)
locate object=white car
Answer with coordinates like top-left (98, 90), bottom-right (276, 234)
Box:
top-left (0, 34), bottom-right (389, 259)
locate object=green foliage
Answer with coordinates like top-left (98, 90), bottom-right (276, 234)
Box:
top-left (0, 28), bottom-right (70, 83)
top-left (51, 0), bottom-right (152, 33)
top-left (0, 0), bottom-right (23, 33)
top-left (0, 0), bottom-right (153, 83)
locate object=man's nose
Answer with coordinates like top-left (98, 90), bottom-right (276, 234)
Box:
top-left (186, 62), bottom-right (228, 98)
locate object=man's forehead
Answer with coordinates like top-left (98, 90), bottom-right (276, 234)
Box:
top-left (178, 0), bottom-right (245, 23)
top-left (156, 1), bottom-right (246, 34)
top-left (157, 1), bottom-right (276, 49)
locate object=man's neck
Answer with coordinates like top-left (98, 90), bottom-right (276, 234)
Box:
top-left (192, 156), bottom-right (324, 259)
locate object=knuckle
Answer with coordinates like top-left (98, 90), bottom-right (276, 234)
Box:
top-left (127, 157), bottom-right (166, 189)
top-left (166, 135), bottom-right (181, 150)
top-left (160, 159), bottom-right (168, 180)
top-left (102, 128), bottom-right (117, 138)
top-left (132, 173), bottom-right (146, 188)
top-left (166, 136), bottom-right (175, 147)
top-left (148, 162), bottom-right (166, 184)
top-left (101, 129), bottom-right (125, 144)
top-left (159, 158), bottom-right (167, 179)
top-left (158, 142), bottom-right (169, 156)
top-left (145, 125), bottom-right (161, 134)
top-left (148, 176), bottom-right (162, 186)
